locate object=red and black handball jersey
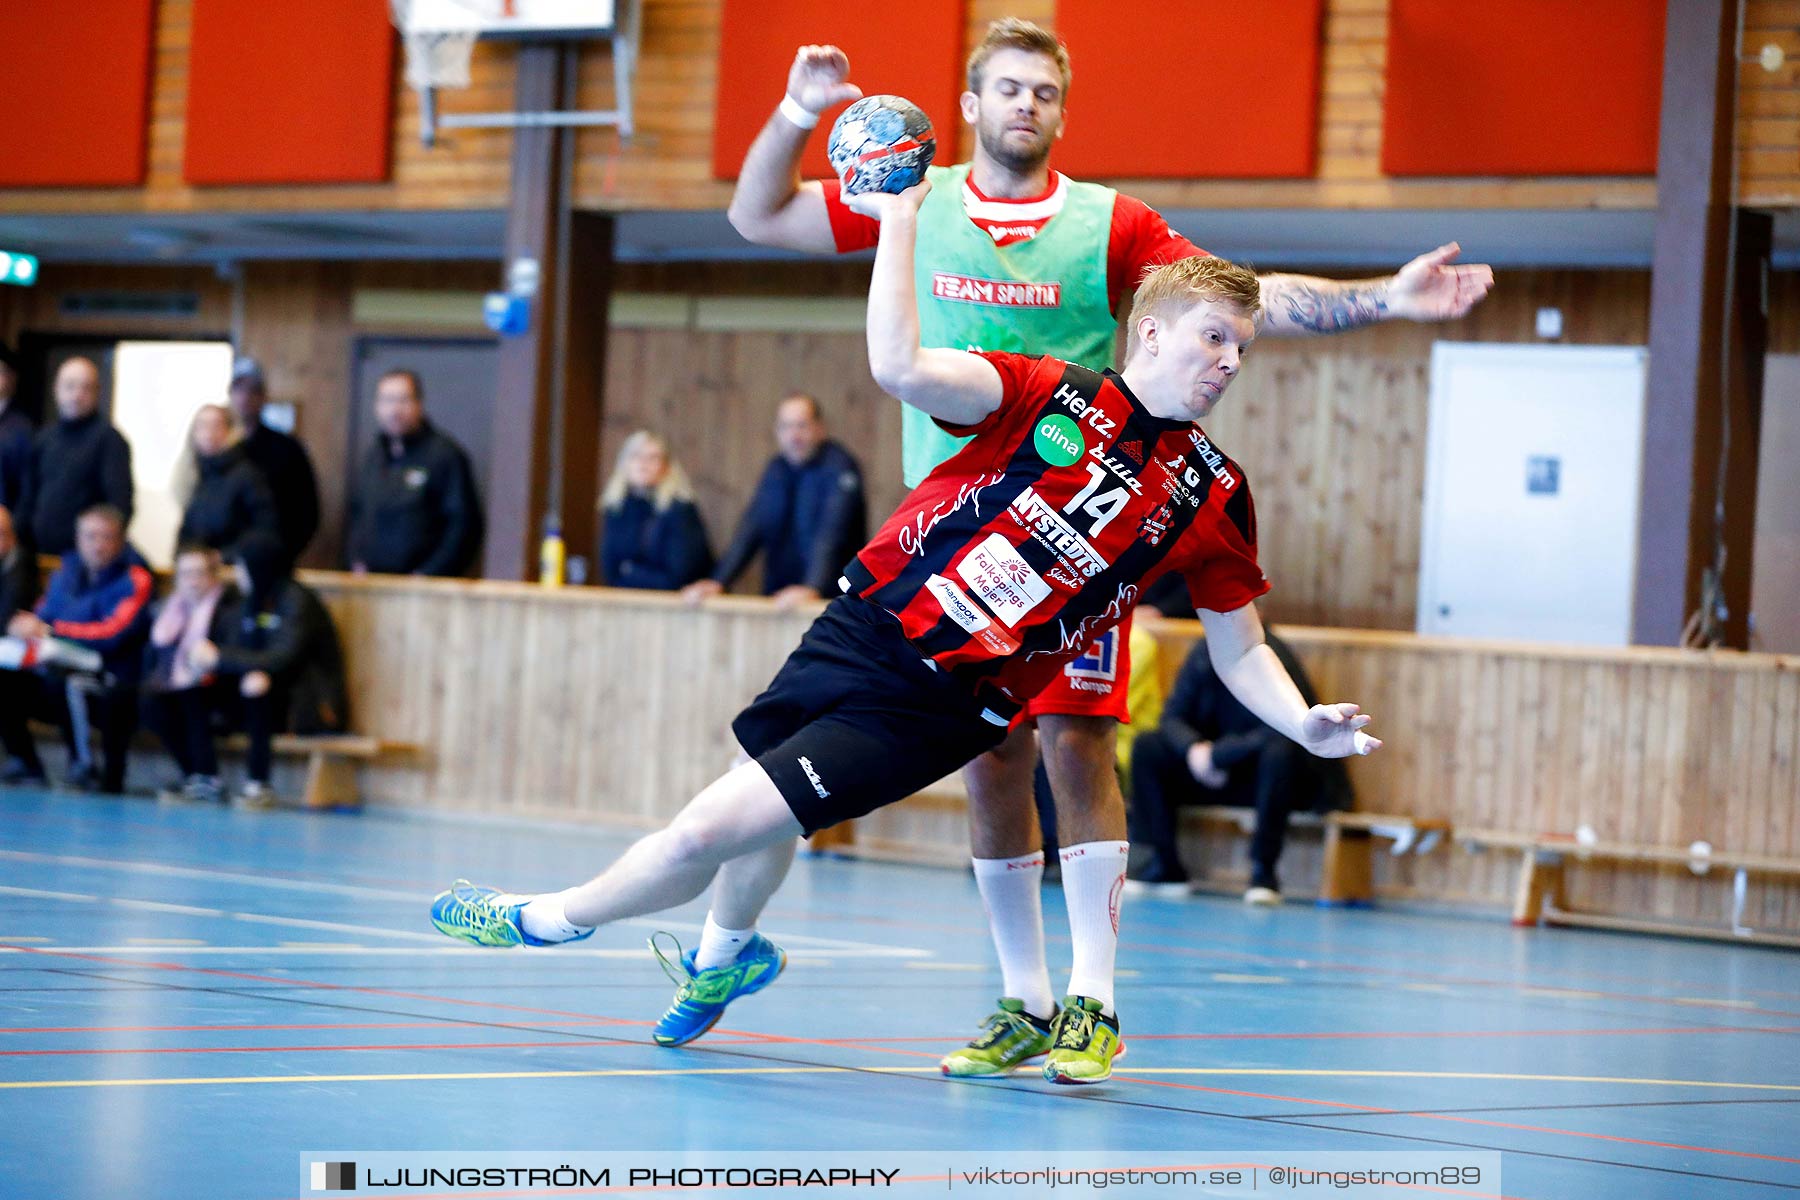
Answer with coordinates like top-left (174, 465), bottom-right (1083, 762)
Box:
top-left (843, 353), bottom-right (1268, 708)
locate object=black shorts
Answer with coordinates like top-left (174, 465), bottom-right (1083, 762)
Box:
top-left (733, 595), bottom-right (1014, 835)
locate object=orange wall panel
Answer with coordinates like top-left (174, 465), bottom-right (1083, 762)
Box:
top-left (1383, 0), bottom-right (1665, 176)
top-left (1053, 0), bottom-right (1324, 179)
top-left (711, 0), bottom-right (965, 181)
top-left (184, 0), bottom-right (395, 185)
top-left (0, 0), bottom-right (155, 187)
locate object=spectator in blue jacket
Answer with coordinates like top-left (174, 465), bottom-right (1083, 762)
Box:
top-left (598, 431), bottom-right (713, 591)
top-left (681, 393), bottom-right (865, 609)
top-left (5, 504), bottom-right (154, 792)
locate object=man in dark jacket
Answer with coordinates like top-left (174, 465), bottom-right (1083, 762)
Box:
top-left (0, 504), bottom-right (44, 781)
top-left (228, 357), bottom-right (319, 568)
top-left (16, 357), bottom-right (134, 557)
top-left (346, 369), bottom-right (483, 577)
top-left (681, 393), bottom-right (865, 608)
top-left (190, 531), bottom-right (349, 807)
top-left (1127, 624), bottom-right (1353, 905)
top-left (0, 343), bottom-right (32, 514)
top-left (177, 404), bottom-right (279, 559)
top-left (6, 504), bottom-right (154, 792)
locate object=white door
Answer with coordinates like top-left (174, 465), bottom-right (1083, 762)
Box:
top-left (1417, 343), bottom-right (1647, 645)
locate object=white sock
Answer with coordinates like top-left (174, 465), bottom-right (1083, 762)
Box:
top-left (694, 913), bottom-right (754, 971)
top-left (972, 853), bottom-right (1056, 1020)
top-left (1059, 841), bottom-right (1129, 1015)
top-left (515, 890), bottom-right (592, 944)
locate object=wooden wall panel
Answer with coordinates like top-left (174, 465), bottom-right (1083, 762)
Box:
top-left (9, 0), bottom-right (1796, 215)
top-left (307, 574), bottom-right (1800, 928)
top-left (0, 259), bottom-right (1660, 627)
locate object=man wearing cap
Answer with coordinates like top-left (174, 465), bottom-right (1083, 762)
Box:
top-left (0, 344), bottom-right (35, 515)
top-left (228, 357), bottom-right (319, 569)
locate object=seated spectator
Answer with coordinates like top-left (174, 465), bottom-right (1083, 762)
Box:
top-left (176, 404), bottom-right (279, 560)
top-left (346, 369), bottom-right (482, 577)
top-left (0, 343), bottom-right (31, 513)
top-left (682, 393), bottom-right (865, 609)
top-left (141, 545), bottom-right (236, 805)
top-left (17, 357), bottom-right (133, 557)
top-left (187, 531), bottom-right (349, 808)
top-left (0, 504), bottom-right (44, 782)
top-left (228, 356), bottom-right (320, 569)
top-left (1127, 623), bottom-right (1351, 905)
top-left (4, 505), bottom-right (154, 793)
top-left (598, 431), bottom-right (712, 591)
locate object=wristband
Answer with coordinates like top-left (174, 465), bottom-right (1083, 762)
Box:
top-left (779, 94), bottom-right (821, 130)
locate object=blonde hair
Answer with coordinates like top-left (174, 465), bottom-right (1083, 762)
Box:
top-left (967, 18), bottom-right (1071, 97)
top-left (173, 403), bottom-right (245, 505)
top-left (599, 430), bottom-right (695, 513)
top-left (1126, 256), bottom-right (1262, 361)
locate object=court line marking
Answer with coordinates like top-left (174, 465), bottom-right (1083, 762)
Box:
top-left (6, 1065), bottom-right (1795, 1092)
top-left (1114, 1077), bottom-right (1800, 1167)
top-left (0, 945), bottom-right (902, 959)
top-left (0, 878), bottom-right (923, 958)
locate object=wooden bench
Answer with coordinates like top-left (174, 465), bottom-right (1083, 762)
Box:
top-left (1460, 828), bottom-right (1800, 948)
top-left (221, 734), bottom-right (421, 810)
top-left (1318, 811), bottom-right (1452, 906)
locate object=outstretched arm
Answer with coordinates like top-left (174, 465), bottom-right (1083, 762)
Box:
top-left (726, 45), bottom-right (863, 252)
top-left (1197, 602), bottom-right (1381, 759)
top-left (852, 183), bottom-right (1003, 427)
top-left (1258, 243), bottom-right (1494, 337)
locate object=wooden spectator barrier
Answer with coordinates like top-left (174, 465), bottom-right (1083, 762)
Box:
top-left (301, 574), bottom-right (1800, 937)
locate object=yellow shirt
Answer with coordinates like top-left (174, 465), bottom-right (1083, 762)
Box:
top-left (1116, 623), bottom-right (1165, 775)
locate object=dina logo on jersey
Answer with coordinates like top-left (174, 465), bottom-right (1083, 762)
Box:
top-left (1034, 415), bottom-right (1084, 466)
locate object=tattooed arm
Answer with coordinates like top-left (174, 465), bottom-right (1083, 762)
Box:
top-left (1256, 243), bottom-right (1495, 337)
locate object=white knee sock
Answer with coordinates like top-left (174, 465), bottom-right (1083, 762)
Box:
top-left (694, 912), bottom-right (755, 971)
top-left (1060, 841), bottom-right (1129, 1015)
top-left (516, 889), bottom-right (593, 943)
top-left (972, 853), bottom-right (1056, 1020)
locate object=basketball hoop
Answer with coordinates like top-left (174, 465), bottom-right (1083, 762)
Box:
top-left (391, 0), bottom-right (484, 91)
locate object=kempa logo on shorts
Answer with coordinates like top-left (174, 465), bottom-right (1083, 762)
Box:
top-left (1034, 414), bottom-right (1084, 466)
top-left (797, 756), bottom-right (830, 799)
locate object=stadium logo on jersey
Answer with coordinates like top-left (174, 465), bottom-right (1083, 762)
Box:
top-left (1065, 628), bottom-right (1119, 682)
top-left (1034, 415), bottom-right (1085, 466)
top-left (1190, 431), bottom-right (1240, 490)
top-left (930, 272), bottom-right (1062, 308)
top-left (1008, 489), bottom-right (1108, 578)
top-left (956, 534), bottom-right (1051, 627)
top-left (925, 573), bottom-right (991, 634)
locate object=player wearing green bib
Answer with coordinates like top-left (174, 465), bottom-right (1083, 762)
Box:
top-left (723, 21), bottom-right (1492, 1082)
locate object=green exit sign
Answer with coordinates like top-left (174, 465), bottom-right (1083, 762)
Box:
top-left (0, 250), bottom-right (39, 287)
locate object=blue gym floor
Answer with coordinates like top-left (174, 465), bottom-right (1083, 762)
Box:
top-left (1, 787), bottom-right (1796, 1200)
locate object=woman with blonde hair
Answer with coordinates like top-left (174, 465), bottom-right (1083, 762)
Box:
top-left (598, 430), bottom-right (713, 590)
top-left (175, 402), bottom-right (279, 562)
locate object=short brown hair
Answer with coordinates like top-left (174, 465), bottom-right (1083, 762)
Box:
top-left (1127, 256), bottom-right (1262, 358)
top-left (967, 18), bottom-right (1071, 97)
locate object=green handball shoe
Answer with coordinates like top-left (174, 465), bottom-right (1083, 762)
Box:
top-left (1042, 995), bottom-right (1124, 1084)
top-left (939, 998), bottom-right (1054, 1077)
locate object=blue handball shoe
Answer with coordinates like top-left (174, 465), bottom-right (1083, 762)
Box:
top-left (429, 880), bottom-right (594, 948)
top-left (649, 931), bottom-right (786, 1046)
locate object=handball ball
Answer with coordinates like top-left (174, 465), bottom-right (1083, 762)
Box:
top-left (827, 95), bottom-right (936, 195)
